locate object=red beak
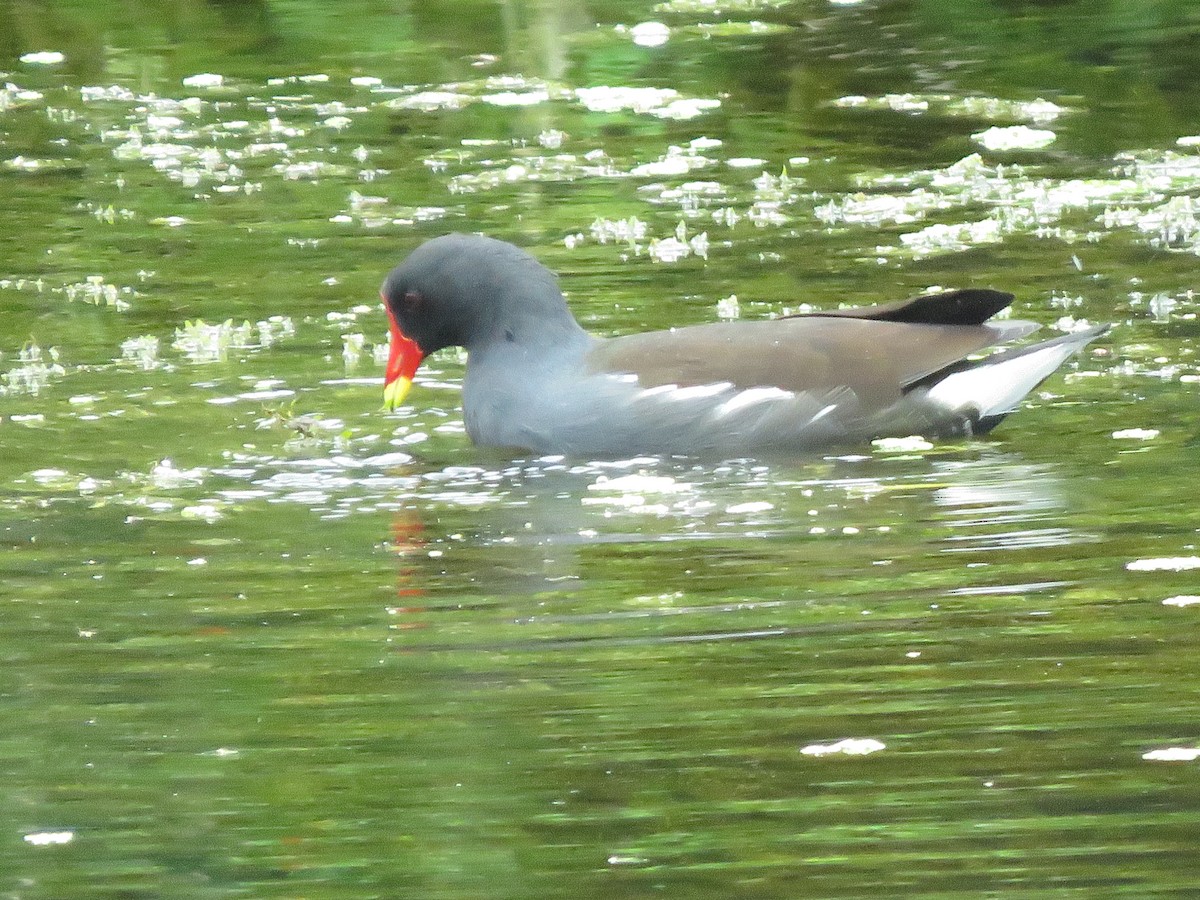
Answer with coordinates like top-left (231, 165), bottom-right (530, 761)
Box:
top-left (383, 298), bottom-right (423, 410)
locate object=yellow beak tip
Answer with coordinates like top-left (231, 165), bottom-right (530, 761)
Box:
top-left (383, 376), bottom-right (413, 411)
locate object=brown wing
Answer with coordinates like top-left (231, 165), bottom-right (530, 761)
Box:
top-left (586, 315), bottom-right (1031, 410)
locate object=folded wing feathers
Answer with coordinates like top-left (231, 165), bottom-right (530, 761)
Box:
top-left (795, 288), bottom-right (1016, 326)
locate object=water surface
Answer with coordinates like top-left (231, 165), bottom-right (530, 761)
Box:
top-left (3, 1), bottom-right (1200, 897)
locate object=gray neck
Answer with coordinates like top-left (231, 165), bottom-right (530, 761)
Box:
top-left (465, 279), bottom-right (591, 365)
top-left (461, 285), bottom-right (596, 447)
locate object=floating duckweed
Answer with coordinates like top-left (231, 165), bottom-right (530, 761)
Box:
top-left (591, 216), bottom-right (648, 245)
top-left (898, 218), bottom-right (1004, 258)
top-left (20, 50), bottom-right (65, 65)
top-left (801, 738), bottom-right (886, 756)
top-left (1, 342), bottom-right (65, 396)
top-left (726, 500), bottom-right (772, 514)
top-left (182, 73), bottom-right (224, 88)
top-left (80, 84), bottom-right (136, 102)
top-left (148, 459), bottom-right (207, 489)
top-left (810, 150), bottom-right (1181, 259)
top-left (872, 436), bottom-right (935, 453)
top-left (4, 155), bottom-right (79, 173)
top-left (172, 317), bottom-right (295, 362)
top-left (834, 93), bottom-right (922, 113)
top-left (972, 125), bottom-right (1057, 151)
top-left (628, 22), bottom-right (670, 47)
top-left (0, 277), bottom-right (46, 293)
top-left (653, 0), bottom-right (790, 11)
top-left (1142, 747), bottom-right (1200, 761)
top-left (389, 90), bottom-right (470, 112)
top-left (120, 335), bottom-right (160, 370)
top-left (482, 89), bottom-right (550, 107)
top-left (575, 85), bottom-right (719, 120)
top-left (1163, 596), bottom-right (1200, 608)
top-left (955, 96), bottom-right (1064, 124)
top-left (834, 93), bottom-right (1066, 125)
top-left (571, 84), bottom-right (676, 113)
top-left (23, 830), bottom-right (74, 846)
top-left (648, 236), bottom-right (690, 262)
top-left (342, 333), bottom-right (365, 367)
top-left (1126, 556), bottom-right (1200, 572)
top-left (631, 145), bottom-right (715, 178)
top-left (64, 275), bottom-right (133, 310)
top-left (333, 190), bottom-right (451, 226)
top-left (181, 503), bottom-right (224, 522)
top-left (2, 82), bottom-right (45, 109)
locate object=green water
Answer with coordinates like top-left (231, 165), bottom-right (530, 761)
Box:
top-left (3, 1), bottom-right (1200, 897)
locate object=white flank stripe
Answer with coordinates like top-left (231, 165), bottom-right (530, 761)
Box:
top-left (657, 381), bottom-right (732, 401)
top-left (809, 403), bottom-right (839, 423)
top-left (634, 383), bottom-right (679, 399)
top-left (715, 386), bottom-right (795, 417)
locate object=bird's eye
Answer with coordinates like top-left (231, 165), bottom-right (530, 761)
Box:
top-left (403, 290), bottom-right (423, 311)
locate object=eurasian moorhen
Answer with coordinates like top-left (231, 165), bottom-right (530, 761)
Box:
top-left (381, 234), bottom-right (1106, 456)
